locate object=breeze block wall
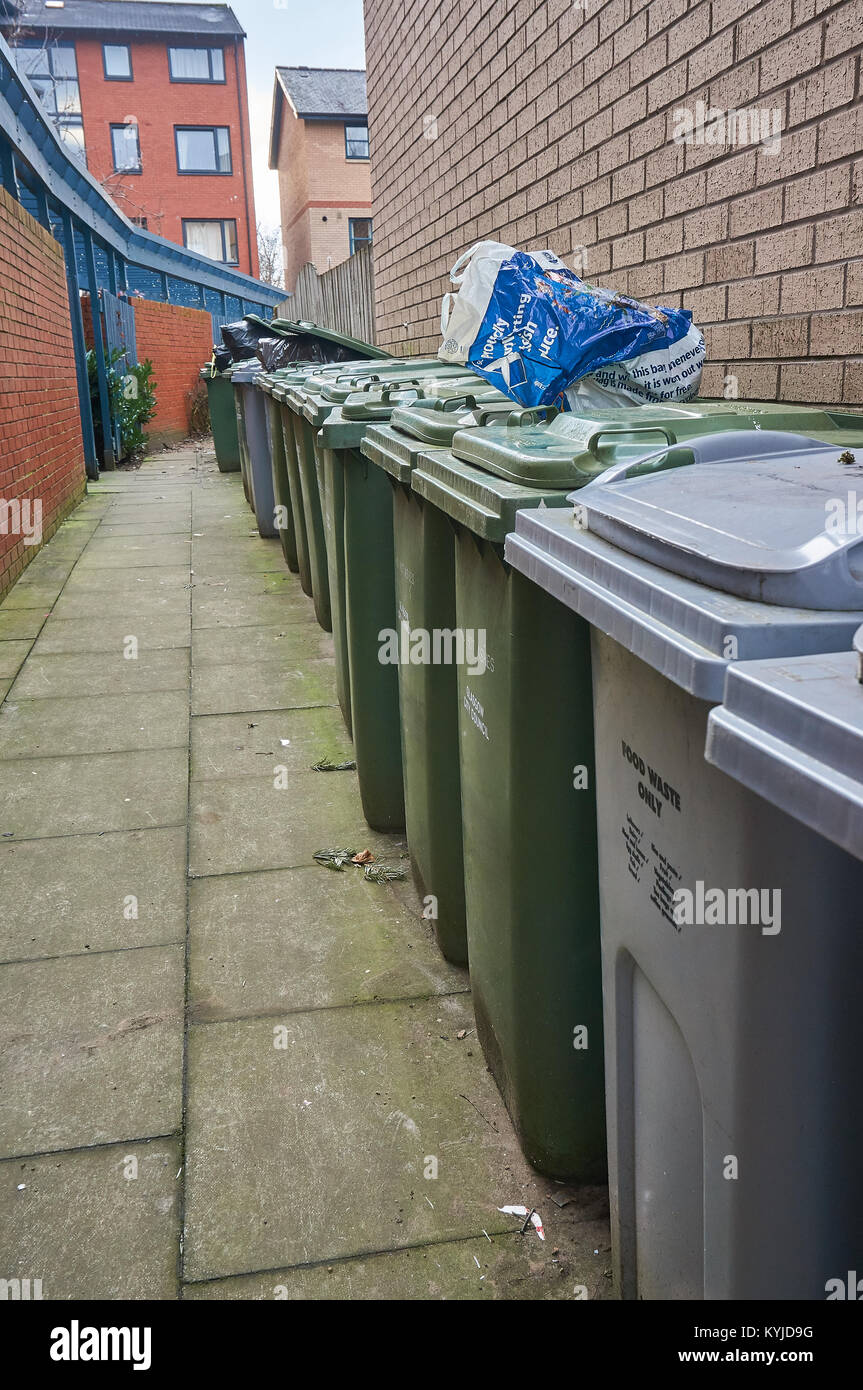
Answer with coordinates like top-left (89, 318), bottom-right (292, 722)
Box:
top-left (130, 298), bottom-right (215, 447)
top-left (0, 186), bottom-right (86, 602)
top-left (364, 0), bottom-right (863, 407)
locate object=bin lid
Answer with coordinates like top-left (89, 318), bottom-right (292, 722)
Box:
top-left (341, 375), bottom-right (488, 420)
top-left (451, 402), bottom-right (863, 488)
top-left (244, 314), bottom-right (390, 359)
top-left (504, 502), bottom-right (863, 701)
top-left (321, 362), bottom-right (477, 406)
top-left (412, 449), bottom-right (573, 542)
top-left (572, 442), bottom-right (863, 609)
top-left (230, 362), bottom-right (263, 384)
top-left (388, 395), bottom-right (514, 444)
top-left (705, 636), bottom-right (863, 861)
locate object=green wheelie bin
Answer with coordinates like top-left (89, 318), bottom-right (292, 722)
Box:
top-left (201, 364), bottom-right (241, 472)
top-left (361, 395), bottom-right (516, 964)
top-left (409, 399), bottom-right (863, 1179)
top-left (314, 373), bottom-right (490, 831)
top-left (284, 362), bottom-right (488, 732)
top-left (258, 372), bottom-right (299, 572)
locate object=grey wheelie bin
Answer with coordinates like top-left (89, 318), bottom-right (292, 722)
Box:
top-left (706, 629), bottom-right (863, 864)
top-left (504, 434), bottom-right (863, 1299)
top-left (231, 362), bottom-right (277, 538)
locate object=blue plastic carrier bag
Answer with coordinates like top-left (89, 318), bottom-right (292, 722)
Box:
top-left (439, 241), bottom-right (705, 408)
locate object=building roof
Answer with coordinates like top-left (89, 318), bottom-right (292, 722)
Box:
top-left (4, 1), bottom-right (245, 39)
top-left (269, 66), bottom-right (366, 167)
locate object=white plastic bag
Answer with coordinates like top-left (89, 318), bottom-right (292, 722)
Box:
top-left (567, 323), bottom-right (706, 410)
top-left (439, 242), bottom-right (517, 363)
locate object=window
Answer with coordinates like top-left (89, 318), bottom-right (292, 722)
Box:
top-left (15, 41), bottom-right (86, 162)
top-left (130, 216), bottom-right (149, 230)
top-left (349, 217), bottom-right (373, 254)
top-left (345, 123), bottom-right (369, 159)
top-left (103, 44), bottom-right (132, 80)
top-left (111, 122), bottom-right (141, 173)
top-left (175, 126), bottom-right (232, 174)
top-left (183, 219), bottom-right (239, 264)
top-left (168, 47), bottom-right (225, 82)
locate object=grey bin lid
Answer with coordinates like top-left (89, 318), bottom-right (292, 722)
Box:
top-left (230, 363), bottom-right (263, 384)
top-left (504, 505), bottom-right (863, 702)
top-left (574, 441), bottom-right (863, 610)
top-left (705, 642), bottom-right (863, 861)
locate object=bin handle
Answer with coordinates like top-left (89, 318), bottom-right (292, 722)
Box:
top-left (360, 376), bottom-right (422, 393)
top-left (379, 384), bottom-right (421, 404)
top-left (504, 406), bottom-right (559, 427)
top-left (587, 425), bottom-right (675, 459)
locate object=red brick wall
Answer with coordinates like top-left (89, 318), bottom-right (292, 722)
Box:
top-left (277, 103), bottom-right (372, 290)
top-left (74, 35), bottom-right (259, 277)
top-left (0, 187), bottom-right (86, 602)
top-left (364, 0), bottom-right (863, 406)
top-left (131, 298), bottom-right (214, 446)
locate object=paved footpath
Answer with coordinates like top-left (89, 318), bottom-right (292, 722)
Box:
top-left (0, 446), bottom-right (610, 1300)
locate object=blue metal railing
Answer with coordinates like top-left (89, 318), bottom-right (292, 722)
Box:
top-left (0, 32), bottom-right (287, 477)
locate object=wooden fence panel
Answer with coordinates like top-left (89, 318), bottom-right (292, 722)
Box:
top-left (281, 246), bottom-right (376, 344)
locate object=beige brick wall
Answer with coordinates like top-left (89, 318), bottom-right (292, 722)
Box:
top-left (364, 0), bottom-right (863, 405)
top-left (277, 105), bottom-right (373, 290)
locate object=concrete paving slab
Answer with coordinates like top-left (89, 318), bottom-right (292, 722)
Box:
top-left (0, 827), bottom-right (186, 962)
top-left (62, 566), bottom-right (190, 594)
top-left (191, 706), bottom-right (349, 780)
top-left (0, 678), bottom-right (10, 703)
top-left (192, 572), bottom-right (300, 599)
top-left (191, 545), bottom-right (286, 576)
top-left (52, 589), bottom-right (190, 621)
top-left (0, 640), bottom-right (33, 679)
top-left (0, 582), bottom-right (64, 610)
top-left (189, 769), bottom-right (397, 876)
top-left (182, 1228), bottom-right (611, 1300)
top-left (189, 864), bottom-right (465, 1022)
top-left (192, 590), bottom-right (314, 630)
top-left (9, 648), bottom-right (190, 699)
top-left (0, 690), bottom-right (188, 758)
top-left (183, 993), bottom-right (553, 1280)
top-left (34, 614), bottom-right (191, 654)
top-left (0, 748), bottom-right (187, 839)
top-left (0, 1140), bottom-right (182, 1300)
top-left (191, 656), bottom-right (336, 716)
top-left (0, 944), bottom-right (184, 1157)
top-left (191, 621), bottom-right (333, 668)
top-left (97, 521), bottom-right (194, 538)
top-left (0, 610), bottom-right (48, 641)
top-left (77, 542), bottom-right (192, 570)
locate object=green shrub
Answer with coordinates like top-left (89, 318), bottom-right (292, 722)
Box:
top-left (87, 350), bottom-right (158, 462)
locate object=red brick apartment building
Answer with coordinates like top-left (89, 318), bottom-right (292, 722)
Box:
top-left (3, 0), bottom-right (259, 276)
top-left (269, 66), bottom-right (372, 291)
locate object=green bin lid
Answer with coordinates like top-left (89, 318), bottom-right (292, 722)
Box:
top-left (242, 314), bottom-right (389, 359)
top-left (361, 398), bottom-right (518, 484)
top-left (452, 402), bottom-right (863, 489)
top-left (412, 449), bottom-right (573, 543)
top-left (341, 375), bottom-right (485, 421)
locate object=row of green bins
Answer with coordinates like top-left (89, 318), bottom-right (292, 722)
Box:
top-left (283, 361), bottom-right (497, 735)
top-left (201, 363), bottom-right (241, 472)
top-left (362, 396), bottom-right (533, 962)
top-left (260, 373), bottom-right (299, 572)
top-left (314, 370), bottom-right (507, 832)
top-left (503, 424), bottom-right (863, 1298)
top-left (378, 401), bottom-right (863, 1181)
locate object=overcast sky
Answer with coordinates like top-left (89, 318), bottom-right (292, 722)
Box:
top-left (227, 0), bottom-right (367, 230)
